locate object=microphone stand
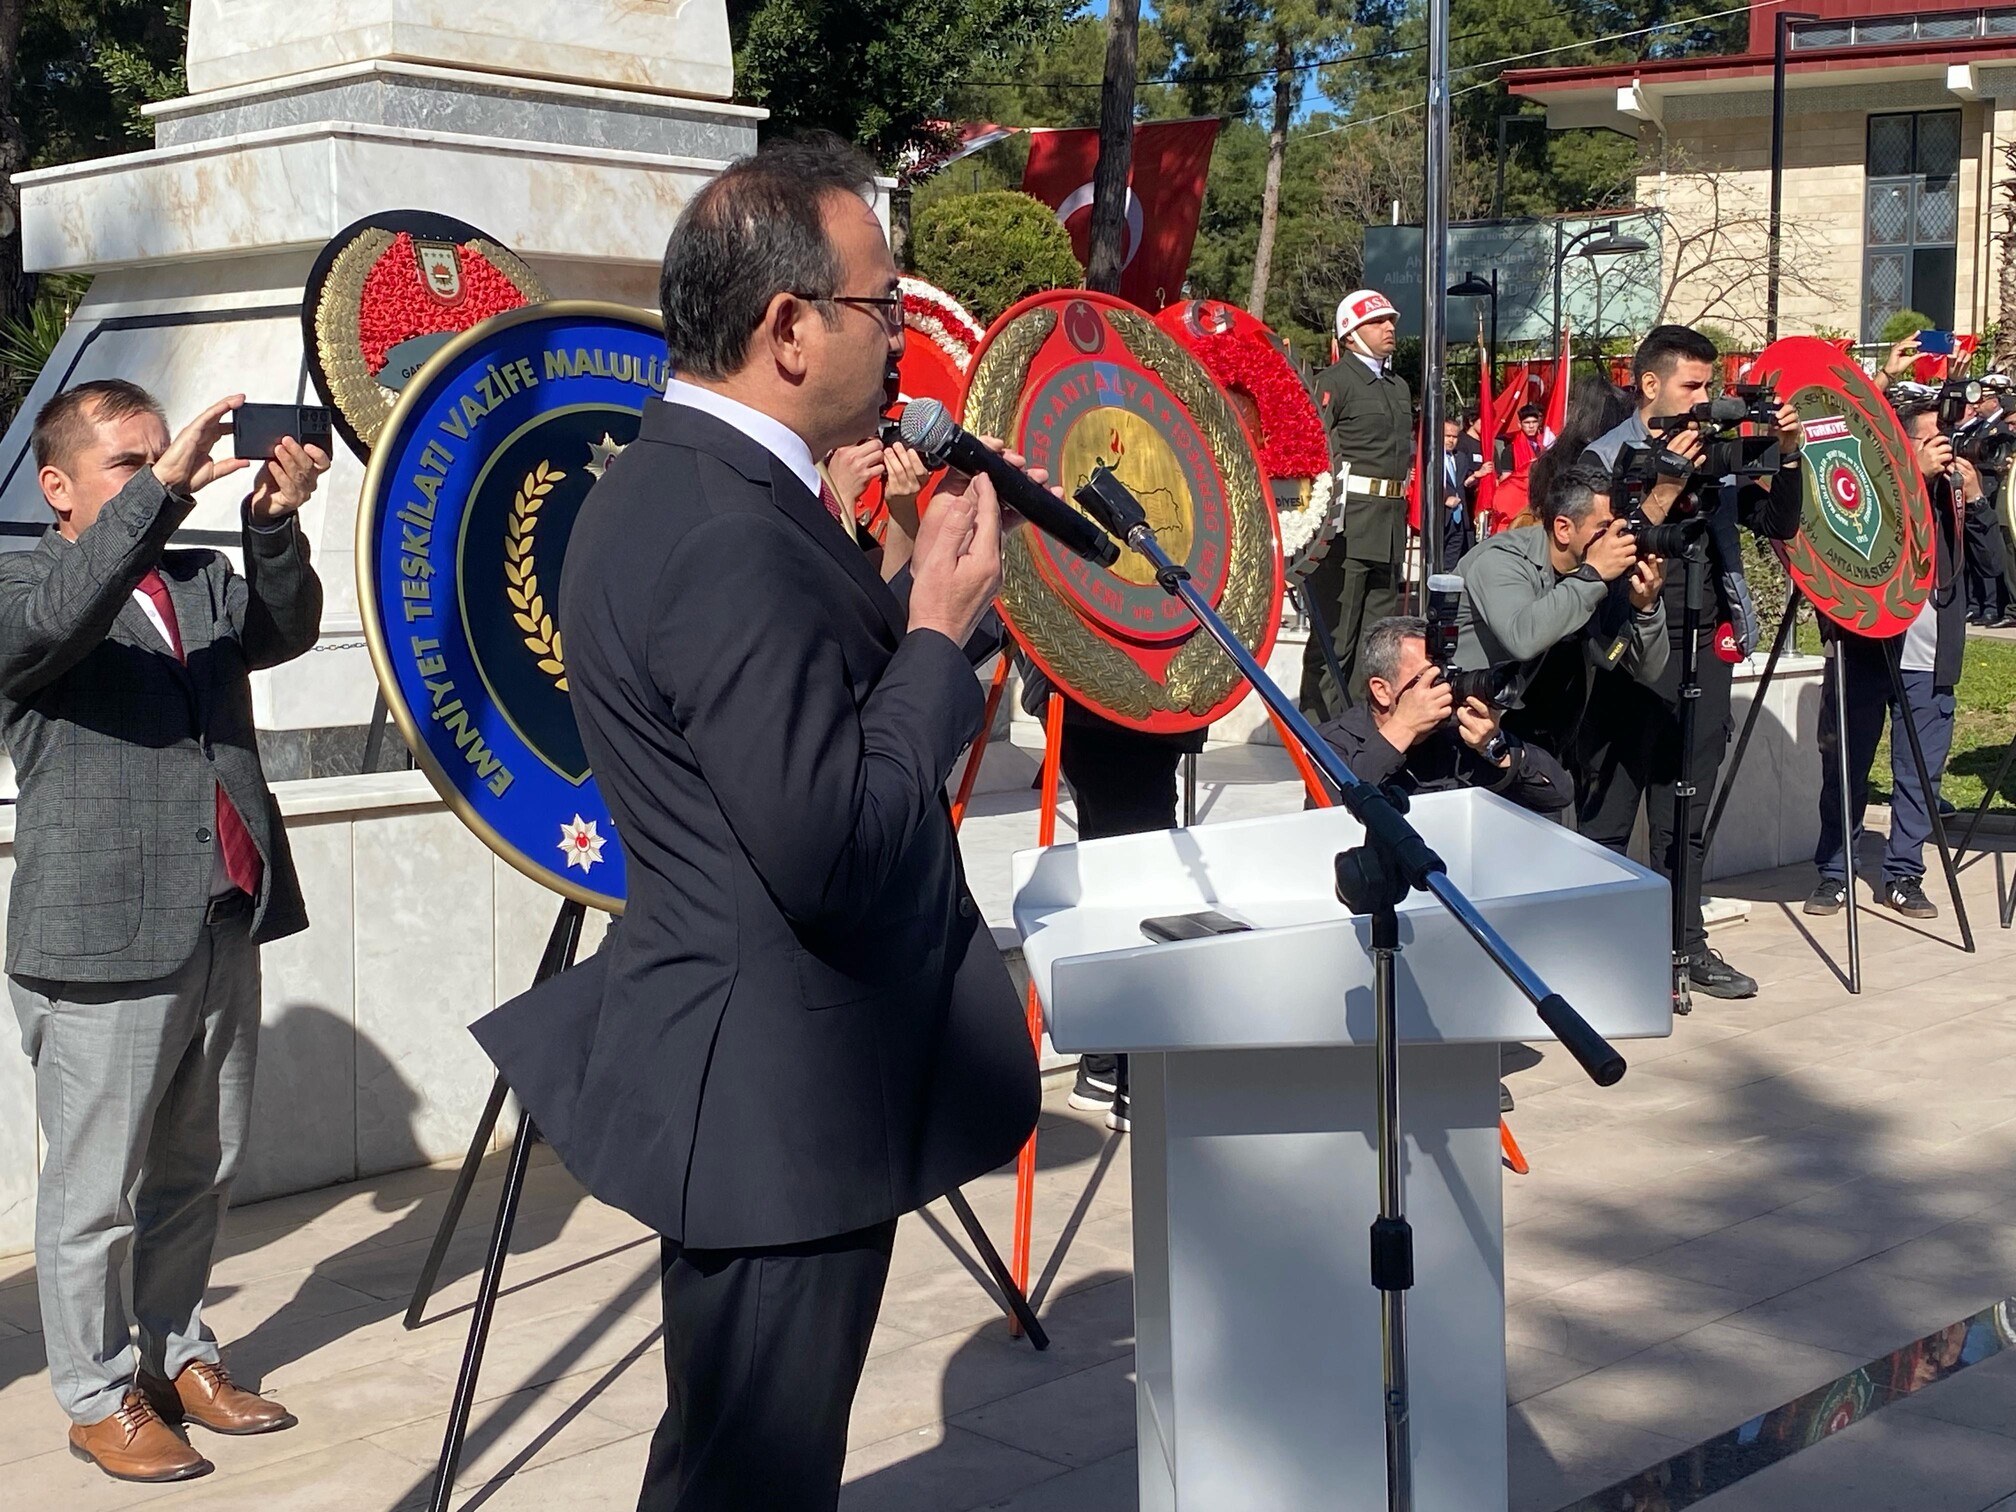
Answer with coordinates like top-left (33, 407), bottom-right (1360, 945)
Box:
top-left (1074, 468), bottom-right (1627, 1512)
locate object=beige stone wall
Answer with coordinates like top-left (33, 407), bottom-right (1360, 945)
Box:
top-left (1638, 101), bottom-right (2000, 345)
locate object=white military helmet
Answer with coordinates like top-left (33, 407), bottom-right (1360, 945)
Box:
top-left (1335, 288), bottom-right (1399, 340)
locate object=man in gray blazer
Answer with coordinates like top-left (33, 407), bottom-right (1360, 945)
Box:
top-left (2, 380), bottom-right (327, 1482)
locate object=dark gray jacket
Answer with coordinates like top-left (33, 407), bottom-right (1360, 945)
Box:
top-left (1454, 524), bottom-right (1668, 687)
top-left (0, 471), bottom-right (321, 981)
top-left (1318, 703), bottom-right (1572, 814)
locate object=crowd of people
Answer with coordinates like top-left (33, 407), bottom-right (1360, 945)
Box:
top-left (7, 126), bottom-right (2011, 1507)
top-left (1301, 297), bottom-right (2004, 1004)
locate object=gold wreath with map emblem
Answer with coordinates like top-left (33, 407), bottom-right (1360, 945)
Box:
top-left (506, 462), bottom-right (568, 691)
top-left (965, 304), bottom-right (1276, 722)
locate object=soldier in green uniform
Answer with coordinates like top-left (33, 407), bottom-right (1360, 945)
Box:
top-left (1299, 287), bottom-right (1414, 719)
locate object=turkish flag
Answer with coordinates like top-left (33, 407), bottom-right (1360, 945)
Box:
top-left (1020, 118), bottom-right (1221, 312)
top-left (1913, 334), bottom-right (1978, 385)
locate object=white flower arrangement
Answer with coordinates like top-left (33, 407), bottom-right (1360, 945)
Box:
top-left (898, 277), bottom-right (985, 366)
top-left (1278, 468), bottom-right (1333, 563)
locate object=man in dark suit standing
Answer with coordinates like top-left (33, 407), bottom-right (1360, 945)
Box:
top-left (472, 135), bottom-right (1040, 1511)
top-left (2, 381), bottom-right (326, 1481)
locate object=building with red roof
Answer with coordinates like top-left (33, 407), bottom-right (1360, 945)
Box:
top-left (1506, 2), bottom-right (2016, 344)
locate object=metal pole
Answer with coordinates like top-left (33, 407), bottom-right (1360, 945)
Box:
top-left (1702, 595), bottom-right (1798, 864)
top-left (1370, 924), bottom-right (1413, 1512)
top-left (428, 1107), bottom-right (539, 1512)
top-left (1767, 12), bottom-right (1793, 343)
top-left (943, 1190), bottom-right (1051, 1348)
top-left (1488, 270), bottom-right (1499, 389)
top-left (362, 691), bottom-right (391, 774)
top-left (1495, 114), bottom-right (1509, 221)
top-left (1883, 635), bottom-right (1974, 951)
top-left (1831, 641), bottom-right (1862, 993)
top-left (1956, 731), bottom-right (2016, 861)
top-left (1670, 543), bottom-right (1706, 1018)
top-left (1294, 583), bottom-right (1354, 717)
top-left (1552, 219), bottom-right (1566, 362)
top-left (1420, 0), bottom-right (1452, 590)
top-left (405, 897), bottom-right (586, 1328)
top-left (1183, 752), bottom-right (1198, 827)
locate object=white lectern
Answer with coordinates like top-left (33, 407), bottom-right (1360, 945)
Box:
top-left (1013, 791), bottom-right (1672, 1512)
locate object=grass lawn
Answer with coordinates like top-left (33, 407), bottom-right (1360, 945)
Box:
top-left (1793, 622), bottom-right (2016, 814)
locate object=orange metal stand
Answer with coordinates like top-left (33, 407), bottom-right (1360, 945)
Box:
top-left (950, 656), bottom-right (1012, 830)
top-left (1005, 693), bottom-right (1066, 1335)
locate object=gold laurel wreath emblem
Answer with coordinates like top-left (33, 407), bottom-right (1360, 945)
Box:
top-left (506, 462), bottom-right (568, 691)
top-left (968, 303), bottom-right (1277, 723)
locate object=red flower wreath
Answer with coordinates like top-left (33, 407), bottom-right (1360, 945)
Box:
top-left (1183, 327), bottom-right (1329, 479)
top-left (357, 233), bottom-right (531, 375)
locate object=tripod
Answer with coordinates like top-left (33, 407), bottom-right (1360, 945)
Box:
top-left (1668, 538), bottom-right (1707, 1018)
top-left (1077, 466), bottom-right (1625, 1512)
top-left (1955, 730), bottom-right (2016, 929)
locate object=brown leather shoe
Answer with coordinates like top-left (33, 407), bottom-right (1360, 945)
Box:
top-left (139, 1359), bottom-right (297, 1436)
top-left (68, 1388), bottom-right (213, 1482)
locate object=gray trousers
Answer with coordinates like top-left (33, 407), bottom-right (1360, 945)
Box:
top-left (10, 914), bottom-right (259, 1424)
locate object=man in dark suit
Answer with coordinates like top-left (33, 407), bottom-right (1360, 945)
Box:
top-left (1437, 416), bottom-right (1476, 572)
top-left (2, 381), bottom-right (326, 1481)
top-left (1455, 407), bottom-right (1487, 519)
top-left (471, 135), bottom-right (1040, 1511)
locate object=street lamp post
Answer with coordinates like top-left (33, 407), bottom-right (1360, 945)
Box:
top-left (1495, 113), bottom-right (1549, 220)
top-left (1768, 12), bottom-right (1820, 342)
top-left (1449, 269), bottom-right (1499, 387)
top-left (1553, 222), bottom-right (1652, 370)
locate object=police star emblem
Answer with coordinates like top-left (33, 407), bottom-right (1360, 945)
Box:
top-left (559, 814), bottom-right (606, 871)
top-left (585, 433), bottom-right (627, 479)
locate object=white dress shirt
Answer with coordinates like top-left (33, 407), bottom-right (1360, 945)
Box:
top-left (664, 377), bottom-right (823, 502)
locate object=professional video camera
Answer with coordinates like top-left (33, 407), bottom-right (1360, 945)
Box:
top-left (1606, 444), bottom-right (1716, 556)
top-left (1642, 381), bottom-right (1783, 480)
top-left (1424, 575), bottom-right (1523, 713)
top-left (1935, 377), bottom-right (2016, 473)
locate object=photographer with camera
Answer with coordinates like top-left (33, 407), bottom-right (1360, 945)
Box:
top-left (1579, 325), bottom-right (1805, 1001)
top-left (1452, 460), bottom-right (1669, 761)
top-left (1806, 397), bottom-right (1966, 921)
top-left (1949, 383), bottom-right (2013, 625)
top-left (1317, 615), bottom-right (1572, 815)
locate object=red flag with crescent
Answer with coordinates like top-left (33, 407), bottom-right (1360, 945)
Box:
top-left (1020, 118), bottom-right (1220, 312)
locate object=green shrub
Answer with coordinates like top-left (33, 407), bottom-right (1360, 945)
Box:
top-left (1693, 322), bottom-right (1742, 355)
top-left (1879, 308), bottom-right (1935, 346)
top-left (913, 191), bottom-right (1082, 327)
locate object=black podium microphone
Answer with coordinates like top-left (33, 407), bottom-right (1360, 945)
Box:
top-left (897, 397), bottom-right (1120, 568)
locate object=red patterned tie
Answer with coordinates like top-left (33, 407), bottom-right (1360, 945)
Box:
top-left (818, 478), bottom-right (845, 524)
top-left (137, 570), bottom-right (264, 899)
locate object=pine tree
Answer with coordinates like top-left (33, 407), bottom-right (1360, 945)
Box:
top-left (1159, 0), bottom-right (1351, 318)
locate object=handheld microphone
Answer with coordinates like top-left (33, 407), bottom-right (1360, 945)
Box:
top-left (897, 398), bottom-right (1121, 568)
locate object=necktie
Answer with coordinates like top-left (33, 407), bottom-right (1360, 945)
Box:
top-left (137, 569), bottom-right (263, 899)
top-left (818, 478), bottom-right (844, 523)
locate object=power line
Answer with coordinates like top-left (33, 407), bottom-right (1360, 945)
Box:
top-left (1290, 0), bottom-right (1768, 142)
top-left (953, 32), bottom-right (1479, 91)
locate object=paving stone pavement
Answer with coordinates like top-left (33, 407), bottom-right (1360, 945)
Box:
top-left (3, 745), bottom-right (2016, 1509)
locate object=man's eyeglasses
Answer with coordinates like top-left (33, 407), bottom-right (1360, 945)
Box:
top-left (790, 292), bottom-right (904, 331)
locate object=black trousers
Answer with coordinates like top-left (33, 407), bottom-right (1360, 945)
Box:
top-left (1576, 643), bottom-right (1735, 955)
top-left (1058, 719), bottom-right (1187, 840)
top-left (1965, 500), bottom-right (2010, 619)
top-left (1815, 636), bottom-right (1956, 885)
top-left (1298, 551), bottom-right (1402, 719)
top-left (1058, 717), bottom-right (1189, 1091)
top-left (640, 1219), bottom-right (897, 1511)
